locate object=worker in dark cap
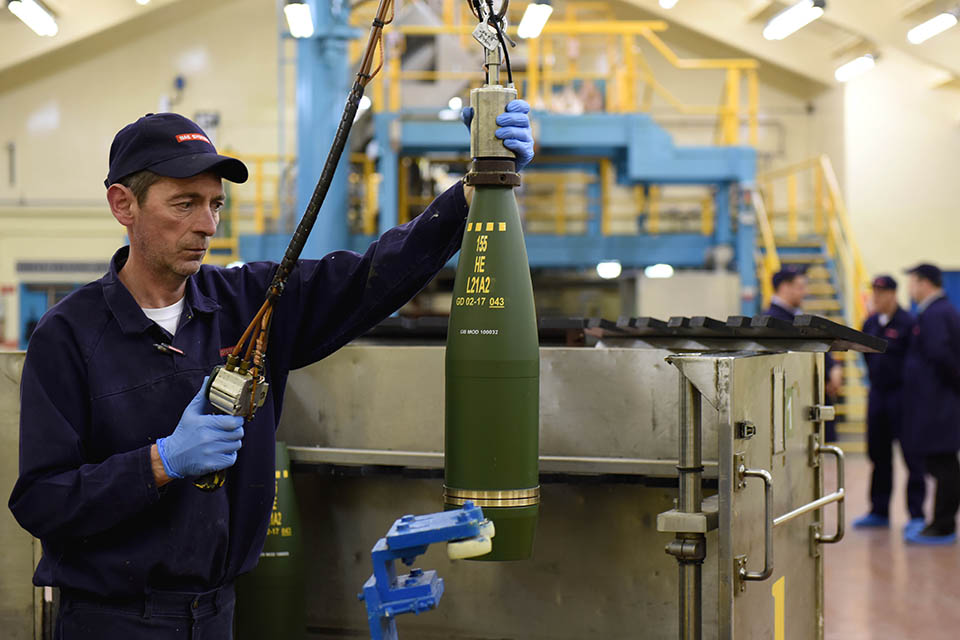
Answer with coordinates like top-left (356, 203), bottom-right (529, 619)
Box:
top-left (902, 263), bottom-right (960, 545)
top-left (766, 266), bottom-right (808, 322)
top-left (853, 275), bottom-right (925, 533)
top-left (8, 110), bottom-right (536, 636)
top-left (764, 266), bottom-right (841, 441)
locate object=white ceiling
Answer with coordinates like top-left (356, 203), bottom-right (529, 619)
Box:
top-left (2, 0), bottom-right (959, 90)
top-left (0, 0), bottom-right (184, 73)
top-left (621, 0), bottom-right (960, 88)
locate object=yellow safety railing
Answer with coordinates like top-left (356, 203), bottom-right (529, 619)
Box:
top-left (758, 155), bottom-right (870, 327)
top-left (393, 154), bottom-right (716, 237)
top-left (360, 13), bottom-right (758, 145)
top-left (206, 153), bottom-right (294, 264)
top-left (750, 189), bottom-right (781, 309)
top-left (349, 154), bottom-right (381, 234)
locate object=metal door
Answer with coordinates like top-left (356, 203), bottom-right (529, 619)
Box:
top-left (718, 352), bottom-right (842, 640)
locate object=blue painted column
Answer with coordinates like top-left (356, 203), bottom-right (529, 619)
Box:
top-left (735, 185), bottom-right (759, 316)
top-left (375, 113), bottom-right (398, 236)
top-left (296, 0), bottom-right (356, 258)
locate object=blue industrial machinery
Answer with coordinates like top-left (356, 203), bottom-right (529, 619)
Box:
top-left (242, 0), bottom-right (761, 314)
top-left (358, 501), bottom-right (495, 640)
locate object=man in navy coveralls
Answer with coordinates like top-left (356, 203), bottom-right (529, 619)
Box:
top-left (764, 266), bottom-right (842, 441)
top-left (853, 275), bottom-right (925, 534)
top-left (902, 263), bottom-right (960, 545)
top-left (8, 107), bottom-right (534, 637)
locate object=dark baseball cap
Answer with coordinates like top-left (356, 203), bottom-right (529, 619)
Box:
top-left (872, 275), bottom-right (897, 290)
top-left (772, 266), bottom-right (806, 290)
top-left (105, 113), bottom-right (247, 188)
top-left (906, 263), bottom-right (943, 287)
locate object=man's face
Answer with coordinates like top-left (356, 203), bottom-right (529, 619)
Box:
top-left (127, 173), bottom-right (224, 279)
top-left (872, 288), bottom-right (897, 315)
top-left (908, 274), bottom-right (925, 304)
top-left (779, 275), bottom-right (808, 309)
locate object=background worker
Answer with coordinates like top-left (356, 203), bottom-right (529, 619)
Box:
top-left (765, 266), bottom-right (842, 441)
top-left (853, 275), bottom-right (925, 534)
top-left (903, 264), bottom-right (960, 545)
top-left (8, 108), bottom-right (535, 637)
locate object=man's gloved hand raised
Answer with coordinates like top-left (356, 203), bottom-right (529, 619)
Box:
top-left (461, 99), bottom-right (534, 171)
top-left (156, 378), bottom-right (245, 479)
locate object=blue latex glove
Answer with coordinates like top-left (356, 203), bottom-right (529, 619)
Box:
top-left (156, 378), bottom-right (245, 479)
top-left (460, 99), bottom-right (535, 171)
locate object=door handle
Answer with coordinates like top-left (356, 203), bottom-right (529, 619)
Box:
top-left (814, 444), bottom-right (845, 544)
top-left (737, 465), bottom-right (774, 583)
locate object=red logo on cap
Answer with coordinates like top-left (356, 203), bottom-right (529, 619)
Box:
top-left (175, 133), bottom-right (212, 144)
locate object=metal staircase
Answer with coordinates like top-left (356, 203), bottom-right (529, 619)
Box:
top-left (756, 155), bottom-right (870, 450)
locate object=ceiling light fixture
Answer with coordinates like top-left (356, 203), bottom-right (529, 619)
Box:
top-left (907, 11), bottom-right (958, 45)
top-left (517, 1), bottom-right (553, 39)
top-left (136, 0), bottom-right (151, 6)
top-left (762, 0), bottom-right (825, 41)
top-left (7, 0), bottom-right (58, 37)
top-left (284, 1), bottom-right (314, 39)
top-left (834, 54), bottom-right (876, 83)
top-left (659, 0), bottom-right (679, 8)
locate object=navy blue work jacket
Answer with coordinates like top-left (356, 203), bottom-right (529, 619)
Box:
top-left (764, 302), bottom-right (837, 373)
top-left (861, 308), bottom-right (913, 394)
top-left (8, 183), bottom-right (468, 598)
top-left (764, 302), bottom-right (796, 323)
top-left (902, 296), bottom-right (960, 454)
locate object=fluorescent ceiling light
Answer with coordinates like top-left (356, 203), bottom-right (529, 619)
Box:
top-left (596, 261), bottom-right (622, 280)
top-left (762, 0), bottom-right (825, 41)
top-left (834, 54), bottom-right (875, 83)
top-left (659, 0), bottom-right (679, 8)
top-left (8, 0), bottom-right (58, 37)
top-left (284, 2), bottom-right (314, 39)
top-left (644, 263), bottom-right (674, 279)
top-left (907, 12), bottom-right (958, 45)
top-left (136, 0), bottom-right (151, 5)
top-left (518, 2), bottom-right (553, 39)
top-left (448, 96), bottom-right (463, 111)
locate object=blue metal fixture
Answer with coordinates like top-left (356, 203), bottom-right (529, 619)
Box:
top-left (358, 501), bottom-right (493, 640)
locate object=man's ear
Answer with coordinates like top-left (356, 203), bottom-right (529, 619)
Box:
top-left (107, 184), bottom-right (137, 227)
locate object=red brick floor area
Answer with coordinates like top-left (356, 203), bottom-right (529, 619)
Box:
top-left (824, 450), bottom-right (960, 639)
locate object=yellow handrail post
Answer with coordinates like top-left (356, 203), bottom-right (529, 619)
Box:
top-left (825, 198), bottom-right (836, 258)
top-left (543, 36), bottom-right (554, 110)
top-left (442, 0), bottom-right (453, 25)
top-left (723, 67), bottom-right (740, 145)
top-left (634, 184), bottom-right (645, 230)
top-left (751, 189), bottom-right (779, 309)
top-left (527, 36), bottom-right (540, 107)
top-left (554, 182), bottom-right (566, 234)
top-left (747, 68), bottom-right (759, 147)
top-left (600, 159), bottom-right (613, 235)
top-left (813, 165), bottom-right (824, 235)
top-left (786, 173), bottom-right (797, 242)
top-left (362, 157), bottom-right (378, 235)
top-left (388, 37), bottom-right (402, 112)
top-left (623, 34), bottom-right (637, 111)
top-left (605, 37), bottom-right (617, 113)
top-left (647, 185), bottom-right (660, 234)
top-left (701, 193), bottom-right (715, 236)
